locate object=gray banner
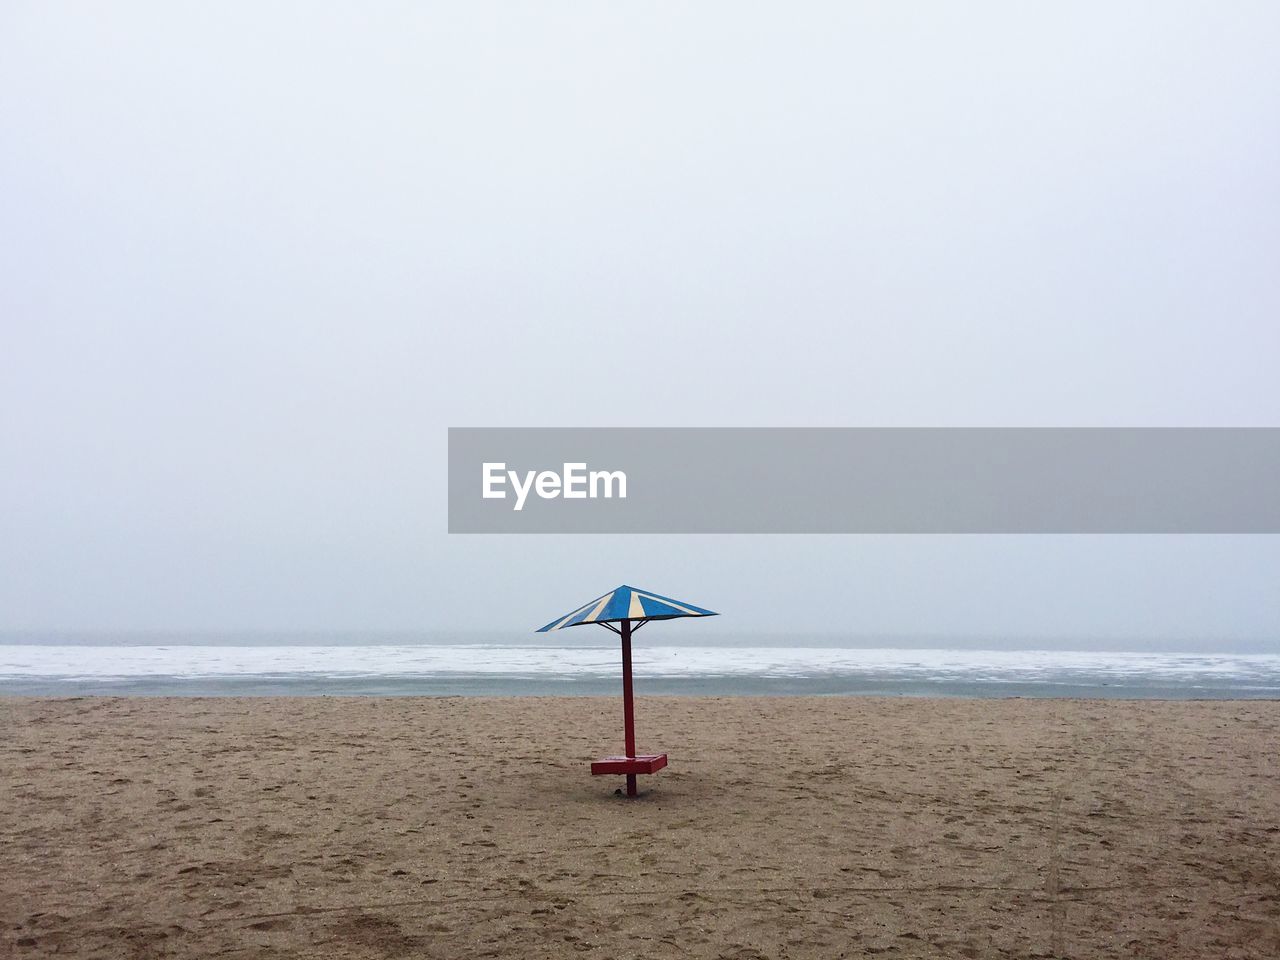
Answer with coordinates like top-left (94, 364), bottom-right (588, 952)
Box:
top-left (447, 428), bottom-right (1280, 533)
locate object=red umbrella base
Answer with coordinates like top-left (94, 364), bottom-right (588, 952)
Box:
top-left (590, 753), bottom-right (668, 776)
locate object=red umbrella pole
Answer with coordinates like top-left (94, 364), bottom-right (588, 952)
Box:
top-left (621, 618), bottom-right (637, 797)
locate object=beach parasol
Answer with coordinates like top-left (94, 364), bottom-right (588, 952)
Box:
top-left (537, 585), bottom-right (718, 797)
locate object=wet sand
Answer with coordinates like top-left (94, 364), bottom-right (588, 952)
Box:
top-left (2, 696), bottom-right (1278, 958)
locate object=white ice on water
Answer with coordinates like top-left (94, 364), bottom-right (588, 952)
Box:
top-left (2, 643), bottom-right (1279, 687)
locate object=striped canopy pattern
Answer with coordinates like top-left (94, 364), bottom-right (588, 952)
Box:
top-left (537, 585), bottom-right (718, 632)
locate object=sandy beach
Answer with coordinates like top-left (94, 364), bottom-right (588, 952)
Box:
top-left (3, 696), bottom-right (1278, 959)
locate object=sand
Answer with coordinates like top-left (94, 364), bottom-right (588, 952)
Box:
top-left (2, 696), bottom-right (1278, 959)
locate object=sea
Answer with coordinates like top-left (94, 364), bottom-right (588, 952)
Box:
top-left (1, 632), bottom-right (1278, 698)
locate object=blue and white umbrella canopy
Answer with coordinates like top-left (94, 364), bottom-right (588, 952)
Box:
top-left (537, 585), bottom-right (718, 632)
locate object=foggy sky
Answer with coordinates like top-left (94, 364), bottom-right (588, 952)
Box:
top-left (2, 4), bottom-right (1278, 647)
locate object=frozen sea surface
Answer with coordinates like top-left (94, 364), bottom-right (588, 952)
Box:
top-left (2, 642), bottom-right (1278, 698)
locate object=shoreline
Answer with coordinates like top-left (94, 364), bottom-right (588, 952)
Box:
top-left (5, 691), bottom-right (1280, 702)
top-left (6, 686), bottom-right (1280, 700)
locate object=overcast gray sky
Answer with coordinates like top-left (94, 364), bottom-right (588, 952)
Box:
top-left (2, 4), bottom-right (1278, 646)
